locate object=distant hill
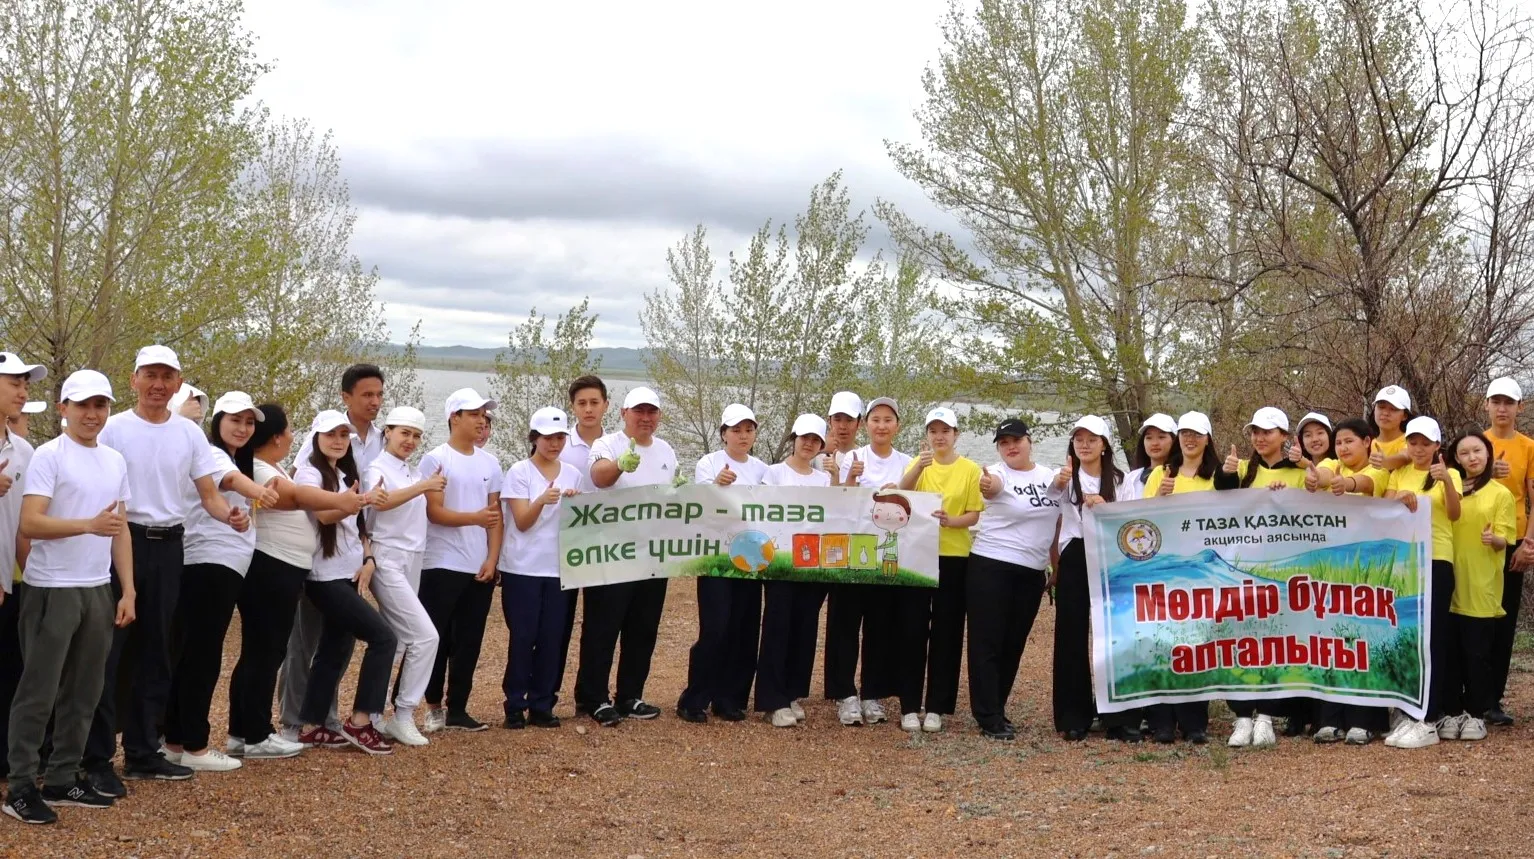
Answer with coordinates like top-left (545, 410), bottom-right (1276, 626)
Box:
top-left (378, 344), bottom-right (652, 375)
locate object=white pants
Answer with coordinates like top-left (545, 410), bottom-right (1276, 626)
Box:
top-left (369, 545), bottom-right (439, 715)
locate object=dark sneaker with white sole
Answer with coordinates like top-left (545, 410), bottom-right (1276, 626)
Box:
top-left (618, 699), bottom-right (661, 720)
top-left (123, 753), bottom-right (194, 781)
top-left (41, 778), bottom-right (115, 808)
top-left (85, 767), bottom-right (127, 799)
top-left (591, 704), bottom-right (623, 727)
top-left (445, 711), bottom-right (489, 732)
top-left (4, 786), bottom-right (56, 825)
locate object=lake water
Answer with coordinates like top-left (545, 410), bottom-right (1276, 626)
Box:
top-left (414, 367), bottom-right (1073, 469)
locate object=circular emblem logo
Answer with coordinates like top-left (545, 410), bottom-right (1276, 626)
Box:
top-left (1117, 519), bottom-right (1161, 561)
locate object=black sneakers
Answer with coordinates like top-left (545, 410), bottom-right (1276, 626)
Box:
top-left (501, 711), bottom-right (527, 730)
top-left (41, 778), bottom-right (115, 809)
top-left (445, 711), bottom-right (489, 733)
top-left (85, 766), bottom-right (128, 798)
top-left (979, 721), bottom-right (1016, 741)
top-left (3, 786), bottom-right (57, 825)
top-left (123, 753), bottom-right (194, 781)
top-left (712, 707), bottom-right (748, 722)
top-left (1486, 705), bottom-right (1515, 727)
top-left (590, 704), bottom-right (623, 727)
top-left (528, 710), bottom-right (560, 728)
top-left (617, 699), bottom-right (661, 720)
top-left (676, 707), bottom-right (709, 724)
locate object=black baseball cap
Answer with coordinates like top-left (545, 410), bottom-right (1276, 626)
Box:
top-left (993, 419), bottom-right (1030, 441)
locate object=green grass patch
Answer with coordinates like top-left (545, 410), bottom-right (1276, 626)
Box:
top-left (1243, 546), bottom-right (1421, 597)
top-left (679, 554), bottom-right (936, 588)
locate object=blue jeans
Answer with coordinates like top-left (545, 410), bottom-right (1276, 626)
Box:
top-left (501, 575), bottom-right (567, 714)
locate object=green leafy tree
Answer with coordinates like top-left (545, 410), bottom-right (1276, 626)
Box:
top-left (490, 299), bottom-right (603, 465)
top-left (641, 226), bottom-right (728, 462)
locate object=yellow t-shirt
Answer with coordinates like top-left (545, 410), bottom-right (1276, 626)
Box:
top-left (1450, 481), bottom-right (1515, 617)
top-left (1388, 466), bottom-right (1463, 562)
top-left (1373, 434), bottom-right (1407, 462)
top-left (1486, 431), bottom-right (1534, 541)
top-left (1317, 458), bottom-right (1390, 498)
top-left (907, 456), bottom-right (984, 557)
top-left (1141, 465), bottom-right (1214, 497)
top-left (1235, 459), bottom-right (1309, 489)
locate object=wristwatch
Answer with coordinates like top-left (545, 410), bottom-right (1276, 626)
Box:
top-left (362, 555), bottom-right (376, 567)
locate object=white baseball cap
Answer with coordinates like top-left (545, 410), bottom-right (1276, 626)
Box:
top-left (311, 409), bottom-right (355, 435)
top-left (170, 383), bottom-right (209, 413)
top-left (1140, 413), bottom-right (1177, 435)
top-left (720, 404), bottom-right (756, 427)
top-left (444, 387), bottom-right (497, 421)
top-left (1245, 407), bottom-right (1290, 432)
top-left (384, 406), bottom-right (427, 432)
top-left (623, 386), bottom-right (660, 409)
top-left (60, 370), bottom-right (115, 404)
top-left (20, 401), bottom-right (44, 415)
top-left (865, 397), bottom-right (900, 419)
top-left (134, 344), bottom-right (181, 372)
top-left (791, 413), bottom-right (828, 440)
top-left (212, 391), bottom-right (264, 421)
top-left (1296, 412), bottom-right (1332, 434)
top-left (530, 406), bottom-right (569, 435)
top-left (1404, 416), bottom-right (1442, 443)
top-left (0, 352), bottom-right (46, 382)
top-left (1374, 385), bottom-right (1411, 410)
top-left (1176, 411), bottom-right (1212, 436)
top-left (924, 407), bottom-right (959, 429)
top-left (828, 391), bottom-right (864, 419)
top-left (1071, 414), bottom-right (1112, 441)
top-left (1487, 377), bottom-right (1523, 402)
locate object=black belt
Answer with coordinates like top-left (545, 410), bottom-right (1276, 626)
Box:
top-left (128, 523), bottom-right (185, 540)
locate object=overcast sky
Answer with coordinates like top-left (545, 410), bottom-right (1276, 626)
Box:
top-left (243, 0), bottom-right (957, 349)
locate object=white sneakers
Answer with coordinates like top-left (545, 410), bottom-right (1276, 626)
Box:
top-left (1344, 727), bottom-right (1374, 745)
top-left (1386, 720), bottom-right (1439, 749)
top-left (1228, 717), bottom-right (1254, 747)
top-left (1313, 726), bottom-right (1344, 743)
top-left (900, 713), bottom-right (921, 732)
top-left (180, 749), bottom-right (242, 772)
top-left (234, 735), bottom-right (304, 760)
top-left (423, 707), bottom-right (448, 734)
top-left (770, 708), bottom-right (798, 728)
top-left (1251, 714), bottom-right (1276, 747)
top-left (1437, 714), bottom-right (1464, 740)
top-left (922, 713), bottom-right (943, 733)
top-left (383, 716), bottom-right (430, 747)
top-left (789, 701), bottom-right (806, 723)
top-left (1460, 716), bottom-right (1488, 740)
top-left (837, 696), bottom-right (863, 726)
top-left (861, 699), bottom-right (888, 724)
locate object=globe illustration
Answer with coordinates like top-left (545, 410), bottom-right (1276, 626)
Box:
top-left (729, 530), bottom-right (776, 573)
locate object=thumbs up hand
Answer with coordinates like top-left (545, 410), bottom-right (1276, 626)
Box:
top-left (1331, 473), bottom-right (1349, 496)
top-left (1053, 459), bottom-right (1074, 490)
top-left (1429, 453), bottom-right (1449, 482)
top-left (0, 459), bottom-right (12, 497)
top-left (1287, 443), bottom-right (1303, 465)
top-left (1157, 471), bottom-right (1176, 497)
top-left (540, 480), bottom-right (562, 506)
top-left (1304, 460), bottom-right (1320, 492)
top-left (228, 506), bottom-right (251, 533)
top-left (915, 438), bottom-right (934, 470)
top-left (671, 470), bottom-right (688, 488)
top-left (88, 502), bottom-right (125, 537)
top-left (1223, 445), bottom-right (1241, 475)
top-left (848, 452), bottom-right (864, 481)
top-left (1369, 445), bottom-right (1386, 469)
top-left (979, 469), bottom-right (999, 495)
top-left (422, 466), bottom-right (447, 493)
top-left (1493, 450), bottom-right (1511, 479)
top-left (616, 438), bottom-right (642, 473)
top-left (716, 463), bottom-right (737, 487)
top-left (1483, 523), bottom-right (1500, 547)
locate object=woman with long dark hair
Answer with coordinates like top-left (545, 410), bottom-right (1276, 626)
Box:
top-left (1125, 414), bottom-right (1177, 498)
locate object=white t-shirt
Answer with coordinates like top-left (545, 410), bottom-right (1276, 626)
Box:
top-left (0, 430), bottom-right (36, 594)
top-left (560, 429), bottom-right (601, 492)
top-left (293, 417), bottom-right (383, 474)
top-left (295, 463), bottom-right (364, 582)
top-left (972, 463), bottom-right (1060, 569)
top-left (183, 446), bottom-right (256, 575)
top-left (420, 443), bottom-right (502, 574)
top-left (1051, 469), bottom-right (1125, 549)
top-left (23, 435), bottom-right (130, 588)
top-left (499, 458), bottom-right (581, 577)
top-left (253, 458), bottom-right (317, 569)
top-left (764, 462), bottom-right (832, 488)
top-left (589, 431), bottom-right (678, 489)
top-left (694, 450), bottom-right (768, 486)
top-left (1124, 466), bottom-right (1151, 499)
top-left (99, 410), bottom-right (219, 526)
top-left (365, 453), bottom-right (427, 553)
top-left (839, 445), bottom-right (914, 489)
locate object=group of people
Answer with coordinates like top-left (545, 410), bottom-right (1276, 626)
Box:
top-left (0, 344), bottom-right (1525, 827)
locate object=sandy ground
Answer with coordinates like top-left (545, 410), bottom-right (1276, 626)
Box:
top-left (6, 578), bottom-right (1532, 859)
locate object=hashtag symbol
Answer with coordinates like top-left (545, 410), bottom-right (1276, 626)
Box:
top-left (1181, 520), bottom-right (1190, 532)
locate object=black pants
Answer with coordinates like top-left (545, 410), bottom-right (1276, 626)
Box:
top-left (755, 581), bottom-right (825, 712)
top-left (419, 569), bottom-right (495, 714)
top-left (966, 554), bottom-right (1045, 729)
top-left (1491, 545), bottom-right (1523, 708)
top-left (925, 556), bottom-right (969, 715)
top-left (0, 583), bottom-right (21, 763)
top-left (86, 527), bottom-right (183, 770)
top-left (894, 584), bottom-right (933, 715)
top-left (227, 551), bottom-right (308, 746)
top-left (1052, 539), bottom-right (1094, 732)
top-left (1426, 560), bottom-right (1455, 721)
top-left (1147, 702), bottom-right (1208, 736)
top-left (823, 584), bottom-right (895, 700)
top-left (678, 577), bottom-right (761, 714)
top-left (574, 578), bottom-right (668, 709)
top-left (300, 579), bottom-right (397, 722)
top-left (1316, 701), bottom-right (1387, 733)
top-left (1444, 612), bottom-right (1497, 718)
top-left (501, 574), bottom-right (567, 715)
top-left (558, 588), bottom-right (580, 702)
top-left (163, 563), bottom-right (243, 752)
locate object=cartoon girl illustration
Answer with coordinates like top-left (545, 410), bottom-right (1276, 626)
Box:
top-left (871, 492), bottom-right (911, 576)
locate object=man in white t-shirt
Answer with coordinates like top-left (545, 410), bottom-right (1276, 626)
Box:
top-left (6, 370), bottom-right (134, 823)
top-left (84, 345), bottom-right (244, 792)
top-left (556, 374), bottom-right (609, 704)
top-left (417, 388), bottom-right (503, 733)
top-left (291, 363), bottom-right (385, 473)
top-left (575, 386), bottom-right (679, 727)
top-left (0, 353), bottom-right (46, 773)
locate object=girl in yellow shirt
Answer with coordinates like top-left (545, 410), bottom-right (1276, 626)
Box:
top-left (1441, 431), bottom-right (1515, 742)
top-left (1369, 386), bottom-right (1414, 471)
top-left (1382, 417), bottom-right (1461, 749)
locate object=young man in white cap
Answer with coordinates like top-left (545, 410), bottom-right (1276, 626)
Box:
top-left (5, 401), bottom-right (44, 442)
top-left (417, 388), bottom-right (503, 733)
top-left (576, 386), bottom-right (678, 726)
top-left (1485, 377), bottom-right (1534, 725)
top-left (0, 353), bottom-right (46, 771)
top-left (168, 384), bottom-right (209, 426)
top-left (84, 345), bottom-right (244, 793)
top-left (555, 375), bottom-right (610, 706)
top-left (6, 369), bottom-right (133, 824)
top-left (281, 363), bottom-right (386, 743)
top-left (677, 404), bottom-right (768, 723)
